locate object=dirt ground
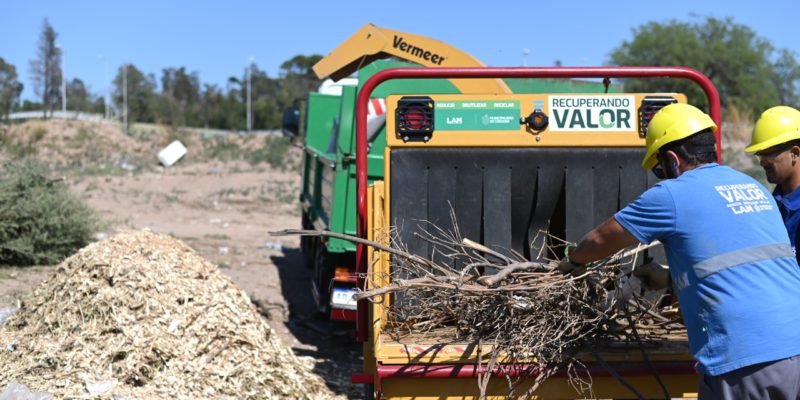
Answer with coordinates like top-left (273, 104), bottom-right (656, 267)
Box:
top-left (0, 121), bottom-right (364, 398)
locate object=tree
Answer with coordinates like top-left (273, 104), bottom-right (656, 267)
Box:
top-left (113, 64), bottom-right (158, 123)
top-left (218, 78), bottom-right (247, 130)
top-left (235, 56), bottom-right (322, 130)
top-left (609, 17), bottom-right (798, 113)
top-left (21, 100), bottom-right (41, 112)
top-left (198, 83), bottom-right (245, 129)
top-left (197, 83), bottom-right (220, 128)
top-left (66, 78), bottom-right (102, 113)
top-left (772, 49), bottom-right (800, 106)
top-left (278, 54), bottom-right (322, 108)
top-left (29, 18), bottom-right (62, 117)
top-left (248, 65), bottom-right (281, 129)
top-left (278, 54), bottom-right (323, 78)
top-left (160, 67), bottom-right (201, 127)
top-left (0, 57), bottom-right (23, 120)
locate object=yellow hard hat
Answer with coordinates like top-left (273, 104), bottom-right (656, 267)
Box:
top-left (642, 103), bottom-right (717, 169)
top-left (744, 106), bottom-right (800, 154)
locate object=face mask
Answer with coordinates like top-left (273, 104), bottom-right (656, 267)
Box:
top-left (651, 166), bottom-right (666, 179)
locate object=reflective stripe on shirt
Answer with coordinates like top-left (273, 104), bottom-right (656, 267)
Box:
top-left (671, 243), bottom-right (794, 293)
top-left (692, 243), bottom-right (794, 279)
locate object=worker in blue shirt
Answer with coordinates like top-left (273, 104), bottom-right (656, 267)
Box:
top-left (744, 106), bottom-right (800, 265)
top-left (559, 103), bottom-right (800, 399)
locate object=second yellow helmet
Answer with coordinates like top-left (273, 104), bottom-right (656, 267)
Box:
top-left (642, 103), bottom-right (718, 169)
top-left (745, 106), bottom-right (800, 154)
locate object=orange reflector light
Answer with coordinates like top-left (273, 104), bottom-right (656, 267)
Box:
top-left (334, 267), bottom-right (354, 282)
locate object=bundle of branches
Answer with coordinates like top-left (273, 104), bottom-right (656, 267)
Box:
top-left (276, 217), bottom-right (687, 398)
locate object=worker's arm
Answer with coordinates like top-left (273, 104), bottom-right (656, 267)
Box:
top-left (569, 216), bottom-right (639, 265)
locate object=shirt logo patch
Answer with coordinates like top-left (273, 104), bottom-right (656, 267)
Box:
top-left (714, 183), bottom-right (773, 215)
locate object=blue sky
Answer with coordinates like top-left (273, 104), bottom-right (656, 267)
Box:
top-left (2, 0), bottom-right (798, 101)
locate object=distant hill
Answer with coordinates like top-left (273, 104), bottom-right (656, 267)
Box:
top-left (0, 120), bottom-right (297, 174)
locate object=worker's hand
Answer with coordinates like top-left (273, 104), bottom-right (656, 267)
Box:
top-left (633, 262), bottom-right (670, 290)
top-left (557, 256), bottom-right (587, 276)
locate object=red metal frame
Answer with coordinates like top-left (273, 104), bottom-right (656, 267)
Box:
top-left (350, 361), bottom-right (698, 391)
top-left (354, 66), bottom-right (721, 342)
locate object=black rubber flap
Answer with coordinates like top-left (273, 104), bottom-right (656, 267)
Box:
top-left (390, 147), bottom-right (659, 263)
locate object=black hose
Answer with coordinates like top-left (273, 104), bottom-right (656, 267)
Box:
top-left (590, 347), bottom-right (646, 400)
top-left (624, 306), bottom-right (671, 400)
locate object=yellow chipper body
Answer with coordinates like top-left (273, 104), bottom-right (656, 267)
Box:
top-left (361, 91), bottom-right (703, 399)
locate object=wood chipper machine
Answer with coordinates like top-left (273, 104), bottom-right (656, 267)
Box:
top-left (295, 23), bottom-right (615, 321)
top-left (350, 66), bottom-right (722, 399)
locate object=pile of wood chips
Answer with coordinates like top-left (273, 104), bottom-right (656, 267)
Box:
top-left (0, 230), bottom-right (333, 399)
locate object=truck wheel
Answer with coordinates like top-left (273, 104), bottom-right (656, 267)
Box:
top-left (311, 240), bottom-right (335, 316)
top-left (300, 212), bottom-right (315, 269)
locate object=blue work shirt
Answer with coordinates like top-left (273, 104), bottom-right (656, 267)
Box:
top-left (615, 163), bottom-right (800, 376)
top-left (773, 185), bottom-right (800, 265)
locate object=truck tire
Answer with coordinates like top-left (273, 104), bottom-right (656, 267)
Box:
top-left (300, 212), bottom-right (315, 269)
top-left (311, 240), bottom-right (335, 316)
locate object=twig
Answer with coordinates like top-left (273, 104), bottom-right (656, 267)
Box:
top-left (462, 238), bottom-right (513, 265)
top-left (476, 261), bottom-right (549, 287)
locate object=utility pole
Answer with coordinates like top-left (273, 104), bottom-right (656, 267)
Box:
top-left (123, 63), bottom-right (128, 134)
top-left (57, 44), bottom-right (66, 114)
top-left (246, 56), bottom-right (254, 132)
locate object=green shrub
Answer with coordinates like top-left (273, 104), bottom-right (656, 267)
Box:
top-left (0, 123), bottom-right (40, 159)
top-left (203, 137), bottom-right (243, 161)
top-left (31, 124), bottom-right (47, 142)
top-left (166, 127), bottom-right (194, 147)
top-left (248, 136), bottom-right (291, 169)
top-left (0, 161), bottom-right (99, 266)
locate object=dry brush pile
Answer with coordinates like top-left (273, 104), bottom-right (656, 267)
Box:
top-left (0, 230), bottom-right (333, 399)
top-left (279, 217), bottom-right (687, 398)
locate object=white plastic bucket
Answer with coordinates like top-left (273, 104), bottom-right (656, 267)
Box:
top-left (158, 140), bottom-right (187, 167)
